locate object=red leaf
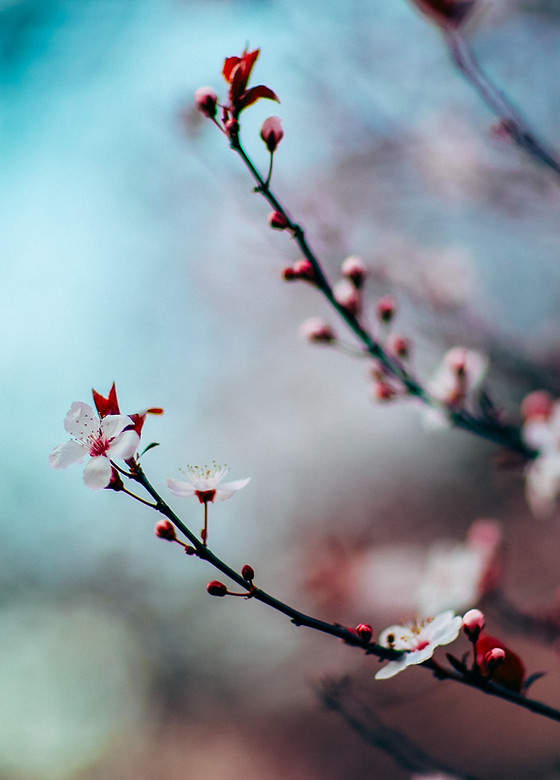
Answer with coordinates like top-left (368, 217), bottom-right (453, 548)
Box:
top-left (238, 84), bottom-right (280, 112)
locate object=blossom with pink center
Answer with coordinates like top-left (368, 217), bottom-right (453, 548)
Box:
top-left (375, 610), bottom-right (462, 680)
top-left (49, 401), bottom-right (140, 490)
top-left (167, 463), bottom-right (250, 504)
top-left (428, 347), bottom-right (488, 406)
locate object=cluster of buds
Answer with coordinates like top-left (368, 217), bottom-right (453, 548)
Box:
top-left (333, 255), bottom-right (369, 317)
top-left (461, 610), bottom-right (526, 692)
top-left (282, 259), bottom-right (316, 283)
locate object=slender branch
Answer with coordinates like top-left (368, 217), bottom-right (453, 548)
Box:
top-left (425, 658), bottom-right (560, 723)
top-left (228, 130), bottom-right (534, 457)
top-left (129, 461), bottom-right (401, 660)
top-left (125, 460), bottom-right (560, 723)
top-left (443, 28), bottom-right (560, 177)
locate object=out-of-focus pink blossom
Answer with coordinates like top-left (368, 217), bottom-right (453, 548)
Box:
top-left (341, 255), bottom-right (367, 289)
top-left (416, 519), bottom-right (502, 615)
top-left (428, 347), bottom-right (488, 407)
top-left (522, 399), bottom-right (560, 518)
top-left (299, 317), bottom-right (336, 344)
top-left (334, 279), bottom-right (361, 316)
top-left (375, 611), bottom-right (462, 680)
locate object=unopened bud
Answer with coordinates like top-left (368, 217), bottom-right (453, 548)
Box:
top-left (241, 564), bottom-right (255, 582)
top-left (373, 381), bottom-right (396, 402)
top-left (462, 609), bottom-right (485, 641)
top-left (376, 296), bottom-right (396, 323)
top-left (387, 335), bottom-right (410, 359)
top-left (225, 118), bottom-right (239, 138)
top-left (268, 210), bottom-right (289, 230)
top-left (409, 0), bottom-right (477, 29)
top-left (260, 116), bottom-right (284, 153)
top-left (194, 87), bottom-right (218, 119)
top-left (334, 279), bottom-right (361, 316)
top-left (356, 623), bottom-right (373, 643)
top-left (155, 519), bottom-right (177, 541)
top-left (484, 647), bottom-right (506, 674)
top-left (341, 255), bottom-right (368, 289)
top-left (299, 317), bottom-right (336, 344)
top-left (521, 390), bottom-right (554, 422)
top-left (207, 580), bottom-right (228, 597)
top-left (293, 259), bottom-right (315, 281)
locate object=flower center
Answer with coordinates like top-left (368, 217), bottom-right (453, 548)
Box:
top-left (89, 434), bottom-right (109, 458)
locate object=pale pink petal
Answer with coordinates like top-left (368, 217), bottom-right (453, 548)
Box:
top-left (63, 402), bottom-right (99, 440)
top-left (49, 439), bottom-right (88, 469)
top-left (215, 477), bottom-right (251, 501)
top-left (375, 657), bottom-right (411, 680)
top-left (83, 456), bottom-right (113, 490)
top-left (167, 478), bottom-right (196, 498)
top-left (107, 429), bottom-right (139, 460)
top-left (100, 414), bottom-right (134, 441)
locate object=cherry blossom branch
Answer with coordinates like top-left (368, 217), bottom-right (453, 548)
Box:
top-left (125, 459), bottom-right (401, 660)
top-left (117, 459), bottom-right (560, 723)
top-left (443, 27), bottom-right (560, 178)
top-left (425, 657), bottom-right (560, 723)
top-left (227, 128), bottom-right (533, 457)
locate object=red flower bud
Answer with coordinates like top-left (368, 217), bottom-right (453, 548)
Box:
top-left (207, 580), bottom-right (228, 597)
top-left (476, 633), bottom-right (525, 691)
top-left (356, 623), bottom-right (373, 643)
top-left (225, 118), bottom-right (239, 138)
top-left (376, 296), bottom-right (396, 323)
top-left (155, 519), bottom-right (177, 541)
top-left (341, 255), bottom-right (368, 289)
top-left (261, 116), bottom-right (284, 153)
top-left (268, 210), bottom-right (289, 230)
top-left (194, 87), bottom-right (219, 119)
top-left (241, 564), bottom-right (255, 582)
top-left (387, 335), bottom-right (410, 359)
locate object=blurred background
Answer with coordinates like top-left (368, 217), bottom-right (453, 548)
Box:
top-left (2, 0), bottom-right (560, 777)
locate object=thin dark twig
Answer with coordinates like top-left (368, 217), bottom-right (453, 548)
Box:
top-left (443, 27), bottom-right (560, 177)
top-left (228, 130), bottom-right (534, 457)
top-left (125, 460), bottom-right (560, 723)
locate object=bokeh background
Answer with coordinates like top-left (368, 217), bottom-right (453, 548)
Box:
top-left (3, 0), bottom-right (560, 777)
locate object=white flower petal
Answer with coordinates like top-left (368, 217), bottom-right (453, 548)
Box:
top-left (100, 414), bottom-right (134, 441)
top-left (49, 439), bottom-right (88, 469)
top-left (83, 456), bottom-right (112, 490)
top-left (375, 657), bottom-right (411, 680)
top-left (107, 429), bottom-right (139, 460)
top-left (215, 477), bottom-right (251, 501)
top-left (167, 478), bottom-right (196, 498)
top-left (63, 402), bottom-right (99, 440)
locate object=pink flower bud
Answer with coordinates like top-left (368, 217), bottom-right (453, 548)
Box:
top-left (521, 390), bottom-right (554, 422)
top-left (484, 647), bottom-right (506, 674)
top-left (387, 335), bottom-right (410, 359)
top-left (241, 564), bottom-right (255, 582)
top-left (372, 381), bottom-right (397, 402)
top-left (462, 609), bottom-right (485, 641)
top-left (341, 255), bottom-right (368, 289)
top-left (194, 87), bottom-right (218, 119)
top-left (293, 259), bottom-right (316, 281)
top-left (155, 519), bottom-right (177, 541)
top-left (268, 211), bottom-right (289, 230)
top-left (356, 623), bottom-right (373, 643)
top-left (260, 116), bottom-right (284, 153)
top-left (225, 118), bottom-right (239, 138)
top-left (376, 296), bottom-right (396, 323)
top-left (207, 580), bottom-right (228, 597)
top-left (299, 317), bottom-right (336, 344)
top-left (334, 279), bottom-right (361, 316)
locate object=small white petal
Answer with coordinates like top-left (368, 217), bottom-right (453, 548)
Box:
top-left (375, 658), bottom-right (410, 680)
top-left (167, 478), bottom-right (196, 498)
top-left (49, 439), bottom-right (88, 469)
top-left (215, 477), bottom-right (251, 501)
top-left (107, 429), bottom-right (139, 460)
top-left (64, 402), bottom-right (99, 440)
top-left (100, 414), bottom-right (134, 441)
top-left (83, 456), bottom-right (112, 490)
